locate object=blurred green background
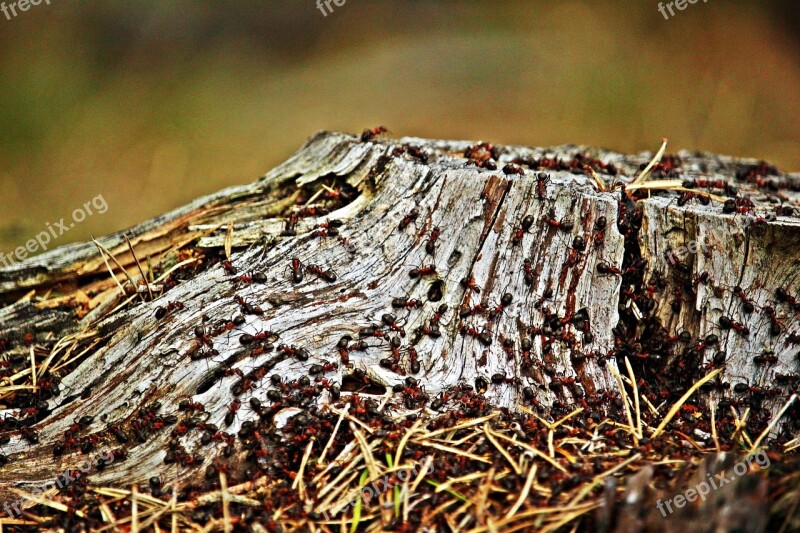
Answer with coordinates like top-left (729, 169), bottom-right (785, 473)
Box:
top-left (1, 1), bottom-right (798, 254)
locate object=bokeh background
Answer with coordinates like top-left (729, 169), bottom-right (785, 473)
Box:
top-left (1, 0), bottom-right (798, 254)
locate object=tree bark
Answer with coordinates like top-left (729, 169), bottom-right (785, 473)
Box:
top-left (0, 131), bottom-right (798, 518)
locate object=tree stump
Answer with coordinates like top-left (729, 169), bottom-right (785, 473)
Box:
top-left (0, 131), bottom-right (798, 531)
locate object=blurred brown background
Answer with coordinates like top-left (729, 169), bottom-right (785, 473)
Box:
top-left (1, 0), bottom-right (798, 254)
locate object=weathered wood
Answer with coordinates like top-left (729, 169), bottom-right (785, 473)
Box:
top-left (0, 131), bottom-right (798, 507)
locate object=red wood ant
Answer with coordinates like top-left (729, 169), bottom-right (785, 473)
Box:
top-left (402, 146), bottom-right (429, 163)
top-left (593, 216), bottom-right (606, 246)
top-left (224, 400), bottom-right (241, 426)
top-left (392, 297), bottom-right (423, 309)
top-left (512, 227), bottom-right (525, 245)
top-left (234, 295), bottom-right (263, 315)
top-left (694, 333), bottom-right (719, 353)
top-left (459, 303), bottom-right (485, 318)
top-left (535, 287), bottom-right (553, 309)
top-left (239, 330), bottom-right (278, 346)
top-left (753, 351), bottom-right (778, 365)
top-left (222, 260), bottom-right (238, 275)
top-left (776, 287), bottom-right (799, 310)
top-left (288, 257), bottom-right (304, 283)
top-left (719, 316), bottom-right (749, 337)
top-left (547, 375), bottom-right (576, 391)
top-left (564, 248), bottom-right (583, 268)
top-left (460, 276), bottom-right (481, 293)
top-left (430, 304), bottom-right (448, 325)
top-left (491, 372), bottom-right (515, 385)
top-left (536, 173), bottom-right (549, 199)
top-left (775, 372), bottom-right (800, 386)
top-left (379, 355), bottom-right (406, 375)
top-left (381, 313), bottom-right (406, 336)
top-left (732, 286), bottom-right (755, 313)
top-left (278, 344), bottom-right (310, 361)
top-left (311, 219), bottom-right (343, 238)
top-left (235, 271), bottom-right (267, 284)
top-left (217, 367), bottom-right (244, 379)
top-left (281, 214), bottom-right (299, 236)
top-left (193, 325), bottom-right (214, 348)
top-left (512, 215), bottom-right (535, 245)
top-left (489, 293), bottom-right (513, 318)
top-left (416, 324), bottom-right (441, 338)
top-left (155, 301), bottom-right (184, 319)
top-left (570, 350), bottom-right (597, 365)
top-left (306, 264), bottom-right (337, 283)
top-left (223, 314), bottom-right (246, 333)
top-left (310, 361), bottom-right (339, 375)
top-left (19, 427), bottom-right (38, 444)
top-left (732, 382), bottom-right (778, 399)
top-left (350, 340), bottom-right (368, 351)
top-left (542, 214), bottom-right (574, 232)
top-left (464, 142), bottom-right (497, 169)
top-left (502, 164), bottom-right (525, 176)
top-left (294, 205), bottom-right (328, 218)
top-left (596, 262), bottom-right (621, 276)
top-left (722, 197), bottom-right (755, 216)
top-left (398, 208), bottom-right (420, 231)
top-left (677, 192), bottom-right (696, 207)
top-left (500, 338), bottom-right (515, 360)
top-left (460, 326), bottom-right (492, 346)
top-left (522, 387), bottom-right (540, 408)
top-left (361, 126), bottom-right (388, 142)
top-left (408, 347), bottom-right (420, 374)
top-left (523, 258), bottom-right (535, 286)
top-left (425, 226), bottom-right (441, 255)
top-left (178, 400), bottom-right (205, 412)
top-left (687, 178), bottom-right (728, 189)
top-left (409, 265), bottom-right (437, 278)
top-left (762, 306), bottom-right (784, 336)
top-left (692, 271), bottom-right (710, 288)
top-left (519, 338), bottom-right (534, 372)
top-left (430, 393), bottom-right (450, 410)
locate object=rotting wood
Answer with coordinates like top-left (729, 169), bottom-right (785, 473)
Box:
top-left (0, 131), bottom-right (798, 529)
